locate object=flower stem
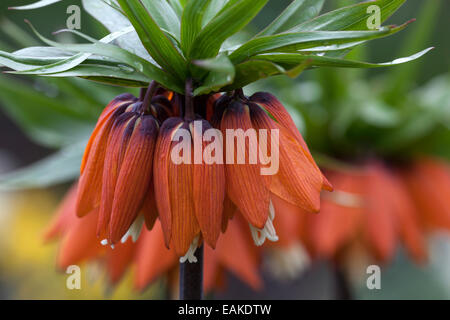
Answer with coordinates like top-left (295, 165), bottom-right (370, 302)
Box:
top-left (335, 266), bottom-right (352, 300)
top-left (179, 245), bottom-right (204, 300)
top-left (141, 81), bottom-right (159, 110)
top-left (184, 79), bottom-right (195, 121)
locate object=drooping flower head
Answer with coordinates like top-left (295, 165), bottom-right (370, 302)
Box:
top-left (74, 85), bottom-right (330, 261)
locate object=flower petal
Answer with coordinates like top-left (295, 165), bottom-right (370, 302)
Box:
top-left (250, 92), bottom-right (332, 191)
top-left (141, 183), bottom-right (159, 231)
top-left (153, 117), bottom-right (184, 247)
top-left (308, 171), bottom-right (363, 258)
top-left (388, 172), bottom-right (427, 263)
top-left (222, 196), bottom-right (237, 233)
top-left (44, 183), bottom-right (79, 242)
top-left (221, 101), bottom-right (270, 229)
top-left (191, 120), bottom-right (225, 248)
top-left (363, 163), bottom-right (397, 262)
top-left (168, 122), bottom-right (200, 256)
top-left (97, 113), bottom-right (137, 236)
top-left (403, 158), bottom-right (450, 230)
top-left (134, 222), bottom-right (178, 291)
top-left (109, 116), bottom-right (158, 243)
top-left (81, 95), bottom-right (136, 174)
top-left (105, 238), bottom-right (136, 284)
top-left (249, 103), bottom-right (322, 212)
top-left (57, 209), bottom-right (103, 269)
top-left (216, 215), bottom-right (262, 290)
top-left (76, 104), bottom-right (128, 217)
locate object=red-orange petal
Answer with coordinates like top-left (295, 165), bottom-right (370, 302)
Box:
top-left (57, 209), bottom-right (103, 269)
top-left (250, 92), bottom-right (332, 191)
top-left (363, 163), bottom-right (397, 263)
top-left (76, 104), bottom-right (128, 217)
top-left (141, 182), bottom-right (159, 231)
top-left (44, 183), bottom-right (79, 242)
top-left (81, 95), bottom-right (136, 174)
top-left (105, 238), bottom-right (136, 284)
top-left (168, 122), bottom-right (200, 256)
top-left (134, 222), bottom-right (178, 291)
top-left (97, 113), bottom-right (137, 236)
top-left (221, 101), bottom-right (270, 229)
top-left (308, 171), bottom-right (363, 258)
top-left (222, 196), bottom-right (237, 233)
top-left (388, 172), bottom-right (427, 263)
top-left (269, 193), bottom-right (304, 248)
top-left (250, 103), bottom-right (322, 212)
top-left (108, 116), bottom-right (158, 243)
top-left (215, 215), bottom-right (262, 290)
top-left (403, 158), bottom-right (450, 230)
top-left (153, 117), bottom-right (184, 247)
top-left (191, 120), bottom-right (225, 248)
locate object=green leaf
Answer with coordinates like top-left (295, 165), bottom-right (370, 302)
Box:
top-left (0, 49), bottom-right (118, 72)
top-left (289, 0), bottom-right (406, 32)
top-left (19, 22), bottom-right (184, 92)
top-left (0, 75), bottom-right (93, 147)
top-left (82, 0), bottom-right (152, 61)
top-left (202, 0), bottom-right (228, 26)
top-left (11, 27), bottom-right (133, 75)
top-left (257, 0), bottom-right (325, 37)
top-left (230, 23), bottom-right (410, 64)
top-left (193, 55), bottom-right (235, 95)
top-left (0, 143), bottom-right (84, 190)
top-left (0, 18), bottom-right (40, 47)
top-left (189, 0), bottom-right (269, 60)
top-left (222, 59), bottom-right (285, 90)
top-left (168, 0), bottom-right (184, 18)
top-left (141, 0), bottom-right (181, 40)
top-left (255, 48), bottom-right (434, 69)
top-left (43, 64), bottom-right (151, 87)
top-left (181, 0), bottom-right (210, 55)
top-left (9, 0), bottom-right (63, 10)
top-left (118, 0), bottom-right (187, 81)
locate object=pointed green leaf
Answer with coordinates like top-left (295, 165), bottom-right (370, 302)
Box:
top-left (19, 22), bottom-right (183, 92)
top-left (141, 0), bottom-right (181, 40)
top-left (189, 0), bottom-right (269, 60)
top-left (255, 48), bottom-right (434, 69)
top-left (181, 0), bottom-right (210, 55)
top-left (11, 27), bottom-right (133, 75)
top-left (289, 0), bottom-right (406, 32)
top-left (9, 0), bottom-right (63, 10)
top-left (168, 0), bottom-right (184, 18)
top-left (222, 59), bottom-right (285, 90)
top-left (118, 0), bottom-right (187, 81)
top-left (202, 0), bottom-right (228, 26)
top-left (82, 0), bottom-right (152, 61)
top-left (43, 64), bottom-right (151, 87)
top-left (257, 0), bottom-right (325, 37)
top-left (193, 55), bottom-right (235, 95)
top-left (230, 23), bottom-right (410, 64)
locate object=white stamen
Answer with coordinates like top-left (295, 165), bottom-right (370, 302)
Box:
top-left (250, 200), bottom-right (279, 246)
top-left (179, 235), bottom-right (200, 263)
top-left (121, 214), bottom-right (145, 243)
top-left (100, 238), bottom-right (115, 249)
